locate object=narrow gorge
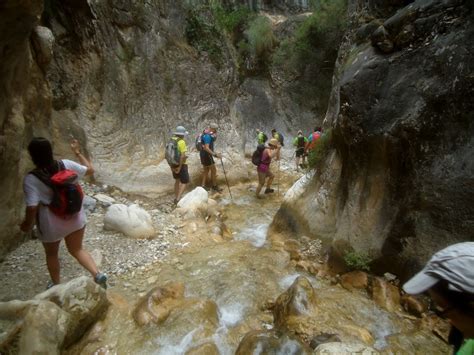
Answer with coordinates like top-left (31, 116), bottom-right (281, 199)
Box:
top-left (0, 0), bottom-right (472, 354)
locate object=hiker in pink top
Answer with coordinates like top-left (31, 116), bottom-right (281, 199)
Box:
top-left (256, 138), bottom-right (281, 197)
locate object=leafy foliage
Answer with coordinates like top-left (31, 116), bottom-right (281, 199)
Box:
top-left (238, 15), bottom-right (277, 75)
top-left (185, 6), bottom-right (224, 66)
top-left (211, 3), bottom-right (254, 39)
top-left (273, 0), bottom-right (347, 71)
top-left (307, 129), bottom-right (332, 169)
top-left (343, 251), bottom-right (372, 272)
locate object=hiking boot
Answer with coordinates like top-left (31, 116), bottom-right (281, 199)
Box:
top-left (264, 188), bottom-right (274, 194)
top-left (46, 281), bottom-right (56, 290)
top-left (94, 272), bottom-right (108, 289)
top-left (173, 198), bottom-right (179, 205)
top-left (211, 185), bottom-right (223, 193)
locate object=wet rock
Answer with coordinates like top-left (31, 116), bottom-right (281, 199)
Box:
top-left (273, 276), bottom-right (318, 329)
top-left (31, 26), bottom-right (55, 69)
top-left (401, 295), bottom-right (427, 317)
top-left (34, 276), bottom-right (109, 347)
top-left (235, 330), bottom-right (311, 355)
top-left (420, 314), bottom-right (451, 343)
top-left (18, 301), bottom-right (69, 354)
top-left (185, 342), bottom-right (219, 355)
top-left (340, 271), bottom-right (369, 291)
top-left (104, 204), bottom-right (155, 238)
top-left (132, 282), bottom-right (185, 326)
top-left (0, 277), bottom-right (108, 352)
top-left (314, 342), bottom-right (379, 354)
top-left (370, 277), bottom-right (401, 312)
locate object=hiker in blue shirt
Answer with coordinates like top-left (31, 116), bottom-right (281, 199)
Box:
top-left (200, 125), bottom-right (223, 192)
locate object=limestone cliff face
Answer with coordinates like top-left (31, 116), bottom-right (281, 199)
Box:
top-left (273, 0), bottom-right (474, 278)
top-left (0, 1), bottom-right (327, 257)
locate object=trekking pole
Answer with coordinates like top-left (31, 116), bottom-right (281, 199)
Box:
top-left (219, 158), bottom-right (234, 201)
top-left (277, 158), bottom-right (281, 196)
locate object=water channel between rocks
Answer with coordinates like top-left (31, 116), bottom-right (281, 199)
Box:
top-left (65, 181), bottom-right (448, 354)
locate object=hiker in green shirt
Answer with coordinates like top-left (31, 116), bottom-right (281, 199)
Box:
top-left (403, 243), bottom-right (474, 355)
top-left (293, 130), bottom-right (308, 171)
top-left (256, 129), bottom-right (267, 145)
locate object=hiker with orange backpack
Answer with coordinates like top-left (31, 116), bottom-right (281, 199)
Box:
top-left (20, 137), bottom-right (107, 289)
top-left (305, 127), bottom-right (322, 155)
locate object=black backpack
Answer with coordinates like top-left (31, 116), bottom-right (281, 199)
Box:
top-left (252, 144), bottom-right (266, 166)
top-left (297, 136), bottom-right (305, 148)
top-left (277, 132), bottom-right (284, 146)
top-left (262, 133), bottom-right (268, 143)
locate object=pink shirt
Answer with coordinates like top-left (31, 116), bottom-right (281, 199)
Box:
top-left (257, 149), bottom-right (271, 173)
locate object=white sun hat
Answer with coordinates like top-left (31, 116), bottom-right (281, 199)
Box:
top-left (403, 242), bottom-right (474, 294)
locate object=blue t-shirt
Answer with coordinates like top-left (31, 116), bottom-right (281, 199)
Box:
top-left (202, 133), bottom-right (214, 151)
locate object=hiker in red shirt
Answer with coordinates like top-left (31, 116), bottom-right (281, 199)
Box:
top-left (305, 126), bottom-right (322, 154)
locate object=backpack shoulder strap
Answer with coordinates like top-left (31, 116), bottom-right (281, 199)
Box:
top-left (30, 168), bottom-right (52, 188)
top-left (58, 160), bottom-right (65, 171)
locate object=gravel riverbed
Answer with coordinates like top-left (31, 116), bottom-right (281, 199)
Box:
top-left (0, 182), bottom-right (186, 302)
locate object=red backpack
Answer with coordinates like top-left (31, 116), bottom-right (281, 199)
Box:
top-left (307, 131), bottom-right (321, 150)
top-left (31, 161), bottom-right (84, 218)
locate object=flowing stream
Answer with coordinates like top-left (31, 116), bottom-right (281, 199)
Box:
top-left (67, 182), bottom-right (449, 354)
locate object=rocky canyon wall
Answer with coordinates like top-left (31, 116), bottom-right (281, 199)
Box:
top-left (273, 0), bottom-right (474, 278)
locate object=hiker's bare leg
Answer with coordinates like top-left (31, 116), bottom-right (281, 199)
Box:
top-left (201, 166), bottom-right (210, 187)
top-left (267, 175), bottom-right (275, 189)
top-left (177, 182), bottom-right (187, 201)
top-left (295, 156), bottom-right (300, 170)
top-left (174, 179), bottom-right (180, 200)
top-left (42, 240), bottom-right (61, 284)
top-left (256, 172), bottom-right (265, 196)
top-left (210, 164), bottom-right (217, 186)
top-left (65, 227), bottom-right (98, 277)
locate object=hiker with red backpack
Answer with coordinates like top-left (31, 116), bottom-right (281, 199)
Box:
top-left (20, 137), bottom-right (107, 289)
top-left (305, 126), bottom-right (322, 154)
top-left (293, 130), bottom-right (308, 171)
top-left (254, 138), bottom-right (281, 198)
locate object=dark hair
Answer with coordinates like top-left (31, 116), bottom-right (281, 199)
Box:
top-left (271, 129), bottom-right (276, 133)
top-left (315, 127), bottom-right (322, 132)
top-left (432, 281), bottom-right (474, 312)
top-left (28, 137), bottom-right (54, 168)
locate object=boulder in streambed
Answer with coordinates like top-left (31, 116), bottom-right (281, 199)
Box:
top-left (235, 330), bottom-right (312, 355)
top-left (132, 282), bottom-right (185, 326)
top-left (104, 204), bottom-right (155, 238)
top-left (94, 193), bottom-right (116, 207)
top-left (340, 271), bottom-right (369, 291)
top-left (176, 187), bottom-right (208, 214)
top-left (314, 342), bottom-right (379, 354)
top-left (0, 277), bottom-right (108, 352)
top-left (370, 277), bottom-right (401, 313)
top-left (273, 276), bottom-right (318, 330)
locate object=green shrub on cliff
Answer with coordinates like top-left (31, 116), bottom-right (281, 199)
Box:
top-left (307, 129), bottom-right (332, 168)
top-left (273, 0), bottom-right (347, 71)
top-left (343, 251), bottom-right (372, 272)
top-left (211, 3), bottom-right (254, 39)
top-left (185, 7), bottom-right (224, 66)
top-left (237, 15), bottom-right (277, 75)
